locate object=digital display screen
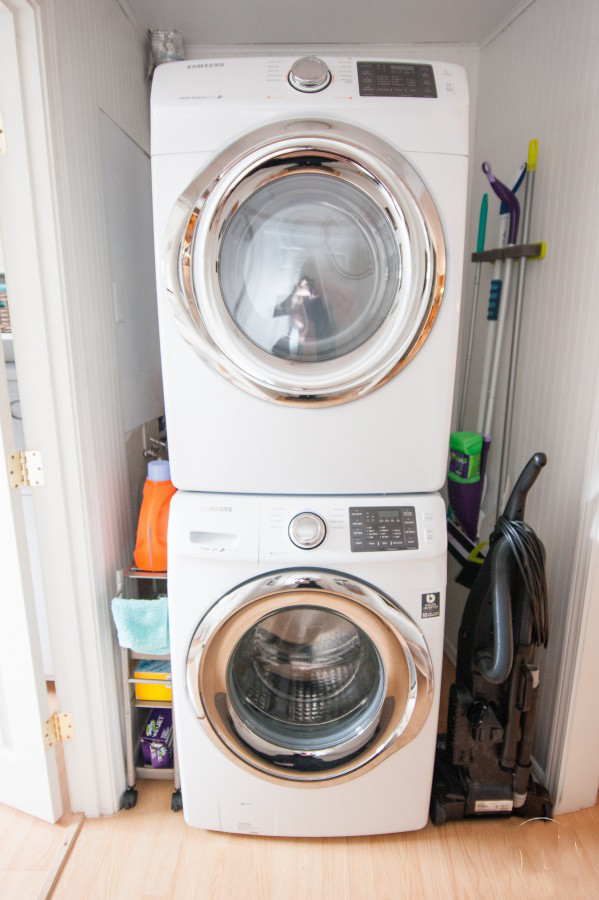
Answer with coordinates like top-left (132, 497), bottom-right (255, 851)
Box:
top-left (379, 510), bottom-right (400, 520)
top-left (357, 62), bottom-right (437, 98)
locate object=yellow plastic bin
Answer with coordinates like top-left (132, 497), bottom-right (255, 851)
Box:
top-left (133, 659), bottom-right (172, 702)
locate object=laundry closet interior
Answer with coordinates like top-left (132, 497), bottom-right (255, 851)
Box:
top-left (1, 0), bottom-right (599, 864)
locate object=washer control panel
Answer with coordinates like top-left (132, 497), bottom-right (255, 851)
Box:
top-left (349, 506), bottom-right (418, 552)
top-left (288, 511), bottom-right (327, 549)
top-left (357, 61), bottom-right (437, 98)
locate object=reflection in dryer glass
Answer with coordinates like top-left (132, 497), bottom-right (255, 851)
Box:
top-left (218, 173), bottom-right (401, 362)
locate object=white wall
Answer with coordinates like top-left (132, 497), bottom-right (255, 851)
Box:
top-left (451, 0), bottom-right (599, 791)
top-left (99, 111), bottom-right (163, 435)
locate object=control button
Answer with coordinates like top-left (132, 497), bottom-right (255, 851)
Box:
top-left (288, 56), bottom-right (332, 93)
top-left (289, 512), bottom-right (326, 549)
top-left (424, 528), bottom-right (435, 543)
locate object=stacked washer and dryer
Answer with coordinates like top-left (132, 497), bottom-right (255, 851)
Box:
top-left (150, 55), bottom-right (468, 836)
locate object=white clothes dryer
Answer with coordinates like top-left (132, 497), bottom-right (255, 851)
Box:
top-left (167, 489), bottom-right (447, 836)
top-left (151, 56), bottom-right (469, 494)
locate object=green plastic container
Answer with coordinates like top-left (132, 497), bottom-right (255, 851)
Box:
top-left (448, 432), bottom-right (483, 484)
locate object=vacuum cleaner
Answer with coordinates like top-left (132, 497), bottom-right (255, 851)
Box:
top-left (431, 452), bottom-right (552, 825)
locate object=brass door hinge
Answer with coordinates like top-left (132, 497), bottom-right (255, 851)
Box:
top-left (44, 712), bottom-right (73, 749)
top-left (8, 450), bottom-right (44, 488)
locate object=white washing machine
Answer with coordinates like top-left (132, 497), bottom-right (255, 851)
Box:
top-left (151, 55), bottom-right (469, 494)
top-left (168, 490), bottom-right (447, 836)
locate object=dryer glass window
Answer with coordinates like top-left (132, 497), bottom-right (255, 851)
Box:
top-left (226, 605), bottom-right (385, 760)
top-left (218, 173), bottom-right (401, 362)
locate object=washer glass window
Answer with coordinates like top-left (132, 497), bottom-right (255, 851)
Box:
top-left (218, 174), bottom-right (401, 362)
top-left (226, 605), bottom-right (385, 758)
top-left (186, 570), bottom-right (435, 782)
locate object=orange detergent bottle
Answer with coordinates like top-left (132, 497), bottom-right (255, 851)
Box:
top-left (133, 460), bottom-right (176, 572)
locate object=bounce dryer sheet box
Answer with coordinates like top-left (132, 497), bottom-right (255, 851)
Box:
top-left (140, 708), bottom-right (173, 768)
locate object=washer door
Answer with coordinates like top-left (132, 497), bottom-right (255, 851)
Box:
top-left (164, 119), bottom-right (445, 406)
top-left (186, 570), bottom-right (434, 783)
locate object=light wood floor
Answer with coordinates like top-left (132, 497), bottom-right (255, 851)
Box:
top-left (3, 668), bottom-right (599, 899)
top-left (52, 780), bottom-right (599, 900)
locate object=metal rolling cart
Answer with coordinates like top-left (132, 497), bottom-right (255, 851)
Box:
top-left (116, 565), bottom-right (182, 812)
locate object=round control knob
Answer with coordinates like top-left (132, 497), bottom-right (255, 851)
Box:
top-left (289, 512), bottom-right (326, 549)
top-left (288, 56), bottom-right (332, 93)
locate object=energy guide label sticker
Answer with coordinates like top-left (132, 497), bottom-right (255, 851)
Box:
top-left (421, 593), bottom-right (440, 618)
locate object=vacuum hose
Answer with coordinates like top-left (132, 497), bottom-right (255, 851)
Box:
top-left (475, 452), bottom-right (548, 684)
top-left (475, 540), bottom-right (514, 683)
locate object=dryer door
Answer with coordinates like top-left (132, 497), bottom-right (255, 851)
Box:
top-left (165, 120), bottom-right (445, 406)
top-left (186, 570), bottom-right (434, 783)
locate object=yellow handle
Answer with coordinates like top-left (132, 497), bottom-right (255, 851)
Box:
top-left (528, 139), bottom-right (538, 172)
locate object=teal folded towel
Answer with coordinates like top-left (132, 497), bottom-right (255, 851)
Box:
top-left (111, 596), bottom-right (170, 655)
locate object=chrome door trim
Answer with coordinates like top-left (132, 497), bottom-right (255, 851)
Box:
top-left (186, 569), bottom-right (434, 785)
top-left (164, 119), bottom-right (445, 407)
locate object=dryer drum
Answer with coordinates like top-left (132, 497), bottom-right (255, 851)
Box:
top-left (164, 119), bottom-right (445, 407)
top-left (186, 570), bottom-right (435, 783)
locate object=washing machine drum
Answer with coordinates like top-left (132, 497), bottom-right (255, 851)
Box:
top-left (186, 571), bottom-right (434, 783)
top-left (164, 120), bottom-right (445, 406)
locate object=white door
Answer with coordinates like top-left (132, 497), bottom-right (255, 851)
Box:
top-left (0, 348), bottom-right (62, 821)
top-left (0, 0), bottom-right (62, 823)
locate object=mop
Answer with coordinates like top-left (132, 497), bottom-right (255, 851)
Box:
top-left (496, 141), bottom-right (541, 515)
top-left (476, 162), bottom-right (526, 432)
top-left (447, 164), bottom-right (520, 543)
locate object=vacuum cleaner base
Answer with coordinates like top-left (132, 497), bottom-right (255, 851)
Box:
top-left (430, 734), bottom-right (553, 826)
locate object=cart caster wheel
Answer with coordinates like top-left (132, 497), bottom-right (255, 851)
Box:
top-left (121, 788), bottom-right (138, 810)
top-left (171, 789), bottom-right (183, 812)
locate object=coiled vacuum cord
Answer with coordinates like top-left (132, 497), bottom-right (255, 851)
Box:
top-left (492, 517), bottom-right (549, 647)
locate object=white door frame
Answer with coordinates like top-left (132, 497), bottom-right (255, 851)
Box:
top-left (547, 356), bottom-right (599, 814)
top-left (1, 0), bottom-right (124, 816)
